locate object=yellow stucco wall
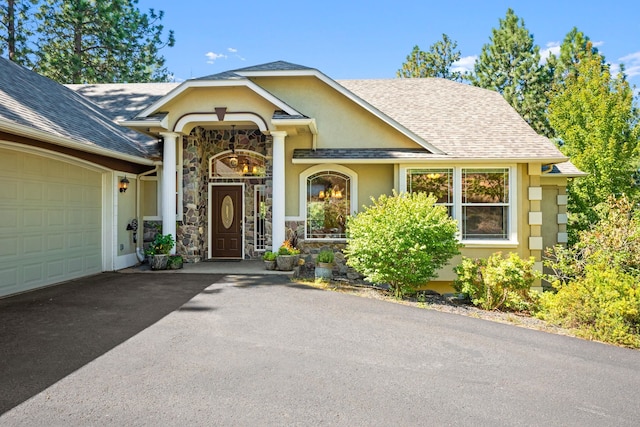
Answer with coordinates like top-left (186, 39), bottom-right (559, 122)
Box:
top-left (251, 76), bottom-right (422, 150)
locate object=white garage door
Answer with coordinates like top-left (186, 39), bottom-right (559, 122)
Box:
top-left (0, 148), bottom-right (103, 297)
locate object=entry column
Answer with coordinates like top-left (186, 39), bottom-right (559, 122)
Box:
top-left (271, 131), bottom-right (287, 249)
top-left (160, 132), bottom-right (180, 255)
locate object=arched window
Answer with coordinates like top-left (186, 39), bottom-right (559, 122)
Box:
top-left (210, 150), bottom-right (267, 178)
top-left (303, 166), bottom-right (357, 240)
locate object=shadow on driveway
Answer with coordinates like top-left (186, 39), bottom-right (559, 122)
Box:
top-left (0, 272), bottom-right (223, 414)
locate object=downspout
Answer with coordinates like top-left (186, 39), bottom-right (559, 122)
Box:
top-left (135, 163), bottom-right (160, 262)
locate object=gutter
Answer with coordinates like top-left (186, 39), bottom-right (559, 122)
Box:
top-left (0, 119), bottom-right (155, 166)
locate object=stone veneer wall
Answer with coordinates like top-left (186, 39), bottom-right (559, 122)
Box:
top-left (285, 220), bottom-right (362, 279)
top-left (177, 127), bottom-right (271, 262)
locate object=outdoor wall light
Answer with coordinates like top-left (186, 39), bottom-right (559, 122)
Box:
top-left (119, 176), bottom-right (130, 193)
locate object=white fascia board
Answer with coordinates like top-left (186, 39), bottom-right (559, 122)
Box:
top-left (292, 156), bottom-right (569, 165)
top-left (136, 79), bottom-right (302, 118)
top-left (271, 117), bottom-right (318, 134)
top-left (0, 119), bottom-right (155, 166)
top-left (119, 113), bottom-right (169, 130)
top-left (238, 68), bottom-right (446, 155)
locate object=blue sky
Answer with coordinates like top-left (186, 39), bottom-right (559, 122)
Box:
top-left (137, 0), bottom-right (640, 89)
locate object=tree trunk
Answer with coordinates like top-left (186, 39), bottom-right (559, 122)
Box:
top-left (7, 0), bottom-right (15, 61)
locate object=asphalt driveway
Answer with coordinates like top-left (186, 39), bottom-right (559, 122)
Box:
top-left (1, 272), bottom-right (640, 426)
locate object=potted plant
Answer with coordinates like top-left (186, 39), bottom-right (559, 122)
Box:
top-left (146, 233), bottom-right (175, 270)
top-left (315, 249), bottom-right (334, 280)
top-left (167, 254), bottom-right (183, 270)
top-left (276, 240), bottom-right (300, 271)
top-left (262, 251), bottom-right (277, 270)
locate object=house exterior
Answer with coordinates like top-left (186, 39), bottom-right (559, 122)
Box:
top-left (0, 59), bottom-right (582, 297)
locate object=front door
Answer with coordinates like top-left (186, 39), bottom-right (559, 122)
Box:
top-left (211, 185), bottom-right (243, 258)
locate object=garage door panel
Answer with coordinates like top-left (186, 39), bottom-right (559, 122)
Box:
top-left (48, 209), bottom-right (65, 227)
top-left (47, 234), bottom-right (65, 250)
top-left (1, 208), bottom-right (18, 228)
top-left (0, 148), bottom-right (103, 297)
top-left (23, 235), bottom-right (44, 255)
top-left (23, 262), bottom-right (44, 285)
top-left (0, 237), bottom-right (18, 257)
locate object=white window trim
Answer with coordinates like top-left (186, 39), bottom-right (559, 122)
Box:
top-left (400, 165), bottom-right (518, 247)
top-left (299, 164), bottom-right (358, 241)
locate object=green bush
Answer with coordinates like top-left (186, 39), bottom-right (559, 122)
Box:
top-left (145, 233), bottom-right (175, 255)
top-left (317, 250), bottom-right (334, 264)
top-left (541, 196), bottom-right (640, 348)
top-left (454, 252), bottom-right (539, 312)
top-left (538, 264), bottom-right (640, 348)
top-left (345, 191), bottom-right (461, 298)
top-left (262, 251), bottom-right (277, 261)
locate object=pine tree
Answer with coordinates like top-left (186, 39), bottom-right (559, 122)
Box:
top-left (469, 8), bottom-right (552, 136)
top-left (34, 0), bottom-right (175, 83)
top-left (397, 34), bottom-right (462, 81)
top-left (0, 0), bottom-right (39, 66)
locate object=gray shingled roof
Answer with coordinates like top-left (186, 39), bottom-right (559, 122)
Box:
top-left (66, 82), bottom-right (179, 145)
top-left (0, 58), bottom-right (152, 159)
top-left (338, 78), bottom-right (566, 160)
top-left (196, 61), bottom-right (313, 81)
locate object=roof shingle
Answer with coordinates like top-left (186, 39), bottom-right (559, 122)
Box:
top-left (0, 58), bottom-right (152, 158)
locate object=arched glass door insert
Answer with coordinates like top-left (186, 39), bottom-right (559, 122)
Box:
top-left (210, 150), bottom-right (267, 178)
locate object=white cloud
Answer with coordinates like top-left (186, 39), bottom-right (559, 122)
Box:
top-left (619, 51), bottom-right (640, 78)
top-left (227, 48), bottom-right (237, 53)
top-left (540, 41), bottom-right (561, 64)
top-left (205, 51), bottom-right (227, 64)
top-left (452, 55), bottom-right (476, 74)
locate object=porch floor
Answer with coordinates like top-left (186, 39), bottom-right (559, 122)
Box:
top-left (119, 259), bottom-right (293, 276)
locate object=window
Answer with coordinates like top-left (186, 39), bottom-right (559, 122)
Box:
top-left (306, 171), bottom-right (350, 239)
top-left (462, 168), bottom-right (509, 240)
top-left (210, 150), bottom-right (266, 178)
top-left (407, 168), bottom-right (453, 216)
top-left (405, 167), bottom-right (512, 241)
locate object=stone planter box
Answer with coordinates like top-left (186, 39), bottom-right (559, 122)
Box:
top-left (315, 262), bottom-right (334, 280)
top-left (149, 254), bottom-right (169, 270)
top-left (264, 260), bottom-right (276, 270)
top-left (276, 255), bottom-right (298, 271)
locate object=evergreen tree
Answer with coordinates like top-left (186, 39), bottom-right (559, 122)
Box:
top-left (34, 0), bottom-right (174, 83)
top-left (547, 27), bottom-right (601, 86)
top-left (0, 0), bottom-right (39, 66)
top-left (548, 43), bottom-right (640, 239)
top-left (397, 33), bottom-right (462, 81)
top-left (469, 8), bottom-right (552, 136)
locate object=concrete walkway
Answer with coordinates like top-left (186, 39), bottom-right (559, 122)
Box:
top-left (2, 271), bottom-right (640, 426)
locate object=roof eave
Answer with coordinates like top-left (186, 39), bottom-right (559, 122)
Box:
top-left (292, 156), bottom-right (570, 165)
top-left (0, 119), bottom-right (155, 166)
top-left (135, 78), bottom-right (303, 119)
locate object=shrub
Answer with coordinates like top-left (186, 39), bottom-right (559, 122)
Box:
top-left (317, 250), bottom-right (334, 264)
top-left (145, 233), bottom-right (175, 255)
top-left (345, 191), bottom-right (461, 298)
top-left (540, 196), bottom-right (640, 347)
top-left (538, 263), bottom-right (640, 348)
top-left (262, 251), bottom-right (277, 261)
top-left (454, 252), bottom-right (539, 312)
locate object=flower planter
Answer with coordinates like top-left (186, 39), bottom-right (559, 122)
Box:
top-left (167, 255), bottom-right (183, 270)
top-left (276, 255), bottom-right (298, 271)
top-left (149, 254), bottom-right (169, 270)
top-left (315, 262), bottom-right (334, 280)
top-left (264, 260), bottom-right (276, 270)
